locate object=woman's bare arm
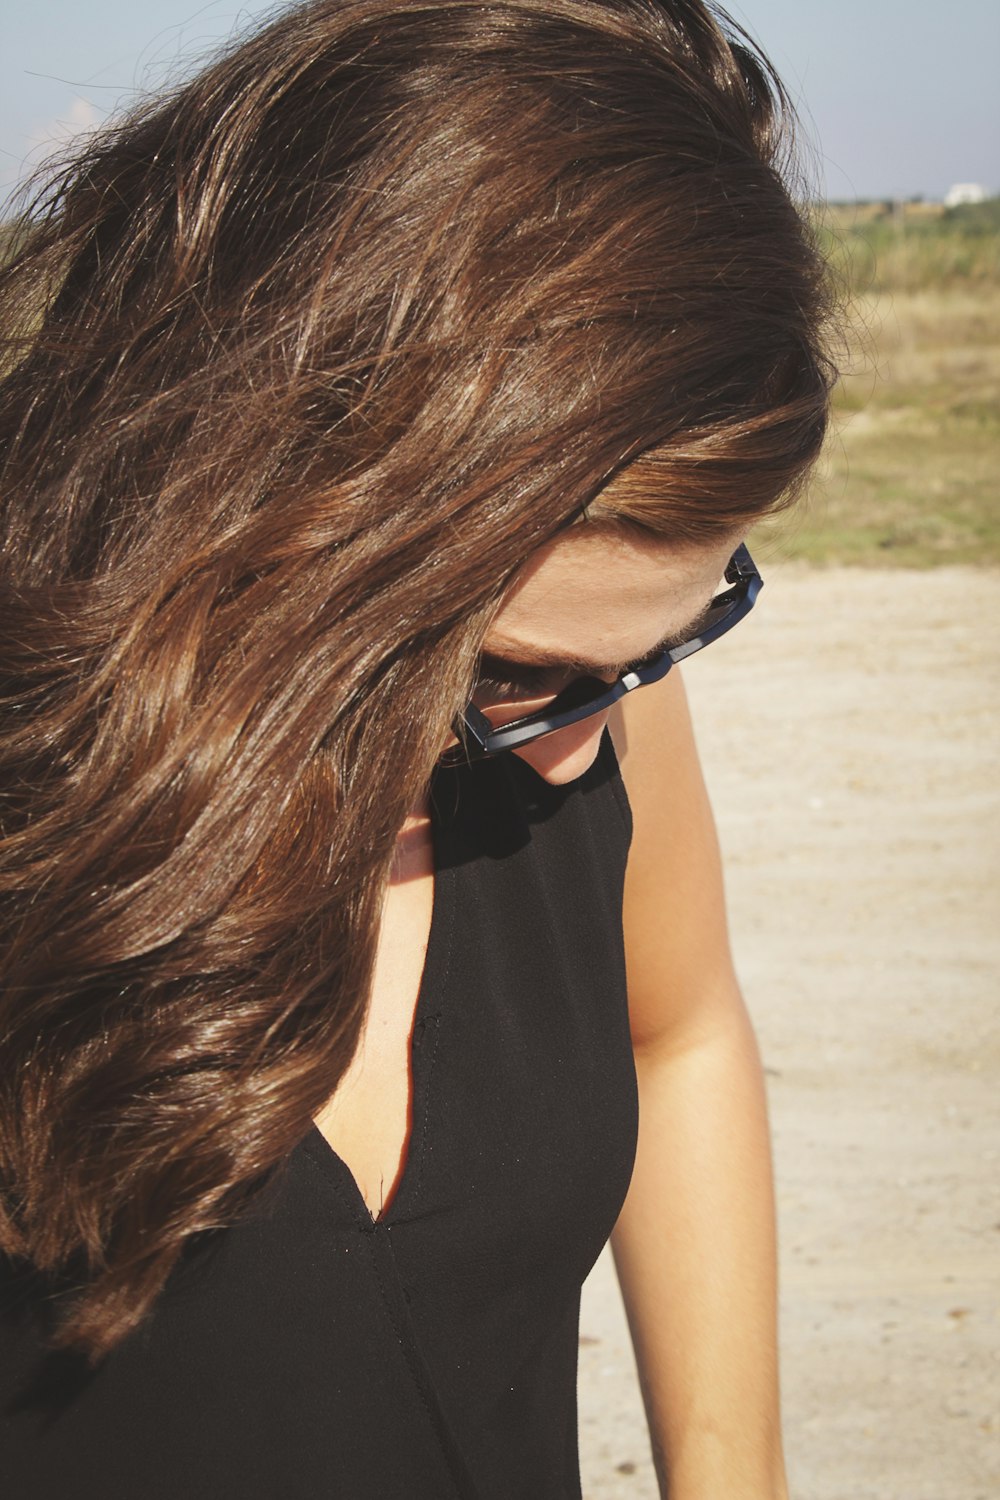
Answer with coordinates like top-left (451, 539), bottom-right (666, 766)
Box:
top-left (608, 672), bottom-right (788, 1500)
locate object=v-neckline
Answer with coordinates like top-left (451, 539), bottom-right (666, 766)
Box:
top-left (306, 780), bottom-right (458, 1227)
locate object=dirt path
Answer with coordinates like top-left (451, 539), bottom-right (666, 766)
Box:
top-left (577, 565), bottom-right (1000, 1500)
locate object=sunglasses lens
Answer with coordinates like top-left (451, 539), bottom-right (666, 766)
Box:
top-left (545, 674), bottom-right (611, 713)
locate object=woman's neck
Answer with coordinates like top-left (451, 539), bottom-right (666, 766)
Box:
top-left (391, 795), bottom-right (433, 884)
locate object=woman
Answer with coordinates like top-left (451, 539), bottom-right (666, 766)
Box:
top-left (0, 2), bottom-right (833, 1495)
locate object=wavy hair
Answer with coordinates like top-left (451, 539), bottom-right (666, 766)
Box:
top-left (0, 0), bottom-right (834, 1360)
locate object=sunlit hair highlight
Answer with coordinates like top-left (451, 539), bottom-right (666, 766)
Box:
top-left (0, 0), bottom-right (834, 1359)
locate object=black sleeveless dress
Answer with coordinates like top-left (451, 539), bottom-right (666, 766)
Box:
top-left (1, 732), bottom-right (638, 1499)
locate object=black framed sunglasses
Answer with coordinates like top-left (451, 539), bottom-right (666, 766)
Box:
top-left (441, 543), bottom-right (762, 767)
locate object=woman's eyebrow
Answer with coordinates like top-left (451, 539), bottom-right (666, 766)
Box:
top-left (487, 602), bottom-right (716, 678)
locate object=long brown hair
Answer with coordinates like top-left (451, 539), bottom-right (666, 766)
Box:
top-left (0, 0), bottom-right (834, 1360)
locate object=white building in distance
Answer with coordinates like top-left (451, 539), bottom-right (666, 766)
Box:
top-left (943, 183), bottom-right (989, 207)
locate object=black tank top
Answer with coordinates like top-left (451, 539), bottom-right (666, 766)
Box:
top-left (1, 732), bottom-right (638, 1499)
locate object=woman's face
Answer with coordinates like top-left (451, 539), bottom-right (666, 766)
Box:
top-left (476, 524), bottom-right (742, 786)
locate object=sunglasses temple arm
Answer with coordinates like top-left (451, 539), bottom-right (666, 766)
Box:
top-left (454, 702), bottom-right (493, 752)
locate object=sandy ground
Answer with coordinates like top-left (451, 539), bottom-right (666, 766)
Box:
top-left (576, 566), bottom-right (1000, 1500)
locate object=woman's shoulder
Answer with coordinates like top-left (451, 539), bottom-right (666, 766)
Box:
top-left (608, 670), bottom-right (739, 1045)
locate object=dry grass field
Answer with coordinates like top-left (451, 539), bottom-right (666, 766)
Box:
top-left (753, 202), bottom-right (1000, 568)
top-left (755, 288), bottom-right (1000, 569)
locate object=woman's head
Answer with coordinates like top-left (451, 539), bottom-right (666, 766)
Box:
top-left (0, 0), bottom-right (834, 1358)
top-left (3, 0), bottom-right (832, 796)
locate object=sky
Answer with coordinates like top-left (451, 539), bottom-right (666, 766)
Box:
top-left (2, 0), bottom-right (998, 205)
